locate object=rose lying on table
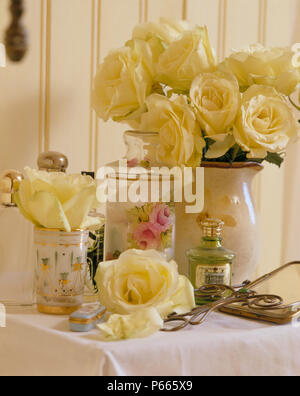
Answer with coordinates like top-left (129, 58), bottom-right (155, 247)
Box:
top-left (95, 249), bottom-right (196, 341)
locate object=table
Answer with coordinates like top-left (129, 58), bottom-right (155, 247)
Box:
top-left (1, 306), bottom-right (300, 376)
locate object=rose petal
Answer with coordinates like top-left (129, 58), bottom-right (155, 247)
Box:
top-left (63, 186), bottom-right (96, 230)
top-left (14, 191), bottom-right (41, 227)
top-left (98, 308), bottom-right (163, 341)
top-left (157, 275), bottom-right (196, 318)
top-left (27, 191), bottom-right (71, 232)
top-left (205, 134), bottom-right (236, 159)
top-left (80, 215), bottom-right (103, 231)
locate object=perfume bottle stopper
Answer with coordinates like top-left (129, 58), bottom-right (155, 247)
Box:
top-left (201, 219), bottom-right (225, 238)
top-left (38, 151), bottom-right (69, 172)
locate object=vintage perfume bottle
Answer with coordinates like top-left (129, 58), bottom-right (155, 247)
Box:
top-left (0, 170), bottom-right (34, 306)
top-left (187, 219), bottom-right (235, 305)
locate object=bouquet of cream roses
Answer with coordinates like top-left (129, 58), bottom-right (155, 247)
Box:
top-left (92, 19), bottom-right (300, 168)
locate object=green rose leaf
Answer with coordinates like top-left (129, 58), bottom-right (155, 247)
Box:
top-left (264, 152), bottom-right (284, 168)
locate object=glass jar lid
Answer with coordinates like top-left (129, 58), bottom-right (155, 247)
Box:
top-left (38, 151), bottom-right (69, 172)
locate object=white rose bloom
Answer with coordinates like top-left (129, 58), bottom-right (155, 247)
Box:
top-left (221, 44), bottom-right (300, 95)
top-left (132, 18), bottom-right (190, 46)
top-left (139, 94), bottom-right (205, 167)
top-left (190, 72), bottom-right (241, 158)
top-left (129, 19), bottom-right (191, 81)
top-left (92, 46), bottom-right (152, 122)
top-left (156, 26), bottom-right (216, 91)
top-left (233, 85), bottom-right (300, 158)
top-left (96, 249), bottom-right (179, 315)
top-left (14, 168), bottom-right (98, 232)
top-left (95, 249), bottom-right (195, 318)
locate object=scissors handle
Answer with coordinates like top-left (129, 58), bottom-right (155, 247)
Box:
top-left (162, 288), bottom-right (255, 332)
top-left (161, 315), bottom-right (190, 332)
top-left (189, 296), bottom-right (246, 326)
top-left (161, 305), bottom-right (212, 332)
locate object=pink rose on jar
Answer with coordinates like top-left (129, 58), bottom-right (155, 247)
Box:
top-left (132, 222), bottom-right (162, 250)
top-left (127, 158), bottom-right (139, 168)
top-left (149, 203), bottom-right (172, 233)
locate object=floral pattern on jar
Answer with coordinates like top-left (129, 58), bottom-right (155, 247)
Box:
top-left (105, 202), bottom-right (175, 261)
top-left (128, 203), bottom-right (174, 251)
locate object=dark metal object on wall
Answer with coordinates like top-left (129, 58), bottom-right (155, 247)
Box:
top-left (5, 0), bottom-right (28, 62)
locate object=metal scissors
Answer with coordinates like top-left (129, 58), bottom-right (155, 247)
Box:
top-left (161, 283), bottom-right (283, 332)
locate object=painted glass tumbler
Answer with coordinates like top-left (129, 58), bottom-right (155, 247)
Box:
top-left (34, 228), bottom-right (89, 315)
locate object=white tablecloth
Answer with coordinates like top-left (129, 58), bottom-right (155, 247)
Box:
top-left (0, 307), bottom-right (300, 376)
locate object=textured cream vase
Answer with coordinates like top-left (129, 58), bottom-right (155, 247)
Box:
top-left (175, 163), bottom-right (263, 284)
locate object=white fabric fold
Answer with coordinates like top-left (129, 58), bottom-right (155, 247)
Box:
top-left (1, 308), bottom-right (300, 376)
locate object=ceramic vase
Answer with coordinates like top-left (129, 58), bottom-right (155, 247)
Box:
top-left (175, 162), bottom-right (263, 284)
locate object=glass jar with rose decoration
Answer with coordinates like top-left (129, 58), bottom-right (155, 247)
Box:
top-left (104, 169), bottom-right (176, 261)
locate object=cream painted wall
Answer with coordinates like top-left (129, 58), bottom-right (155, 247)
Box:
top-left (0, 0), bottom-right (298, 277)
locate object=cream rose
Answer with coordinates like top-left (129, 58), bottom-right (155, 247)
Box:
top-left (233, 85), bottom-right (300, 158)
top-left (139, 94), bottom-right (205, 167)
top-left (132, 18), bottom-right (190, 46)
top-left (190, 72), bottom-right (240, 158)
top-left (125, 38), bottom-right (157, 77)
top-left (128, 19), bottom-right (190, 78)
top-left (221, 44), bottom-right (300, 95)
top-left (92, 46), bottom-right (152, 122)
top-left (95, 249), bottom-right (195, 317)
top-left (191, 72), bottom-right (240, 135)
top-left (14, 168), bottom-right (99, 232)
top-left (156, 26), bottom-right (216, 91)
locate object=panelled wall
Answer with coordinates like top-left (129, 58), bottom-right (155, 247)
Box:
top-left (0, 0), bottom-right (298, 275)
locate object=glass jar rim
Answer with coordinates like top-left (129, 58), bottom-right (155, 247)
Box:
top-left (34, 227), bottom-right (89, 234)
